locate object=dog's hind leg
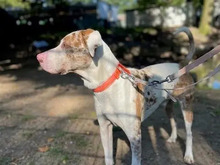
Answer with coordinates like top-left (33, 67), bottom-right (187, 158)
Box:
top-left (98, 117), bottom-right (114, 165)
top-left (180, 96), bottom-right (194, 164)
top-left (165, 99), bottom-right (177, 143)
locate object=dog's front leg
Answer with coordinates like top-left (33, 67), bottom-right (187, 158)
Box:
top-left (98, 117), bottom-right (114, 165)
top-left (130, 132), bottom-right (141, 165)
top-left (124, 121), bottom-right (142, 165)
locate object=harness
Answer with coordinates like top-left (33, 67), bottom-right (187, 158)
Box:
top-left (93, 45), bottom-right (220, 101)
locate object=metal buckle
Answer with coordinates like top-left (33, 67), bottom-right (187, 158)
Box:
top-left (166, 75), bottom-right (174, 83)
top-left (121, 71), bottom-right (129, 79)
top-left (121, 71), bottom-right (137, 85)
top-left (149, 80), bottom-right (160, 86)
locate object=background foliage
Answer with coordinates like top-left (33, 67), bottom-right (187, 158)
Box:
top-left (0, 0), bottom-right (30, 9)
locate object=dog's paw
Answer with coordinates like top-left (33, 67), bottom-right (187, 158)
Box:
top-left (184, 155), bottom-right (194, 164)
top-left (167, 136), bottom-right (177, 143)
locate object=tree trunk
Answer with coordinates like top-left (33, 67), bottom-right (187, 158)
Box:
top-left (199, 0), bottom-right (214, 35)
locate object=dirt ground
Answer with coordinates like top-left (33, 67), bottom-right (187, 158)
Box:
top-left (0, 62), bottom-right (220, 165)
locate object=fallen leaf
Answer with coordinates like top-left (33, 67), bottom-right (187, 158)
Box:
top-left (47, 138), bottom-right (54, 143)
top-left (38, 146), bottom-right (49, 152)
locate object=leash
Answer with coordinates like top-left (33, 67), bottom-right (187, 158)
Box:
top-left (120, 44), bottom-right (220, 93)
top-left (93, 45), bottom-right (220, 95)
top-left (121, 63), bottom-right (220, 91)
top-left (166, 45), bottom-right (220, 84)
top-left (152, 64), bottom-right (220, 91)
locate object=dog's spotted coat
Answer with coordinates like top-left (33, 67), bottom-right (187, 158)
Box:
top-left (37, 29), bottom-right (195, 165)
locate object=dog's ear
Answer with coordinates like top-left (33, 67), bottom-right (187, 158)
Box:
top-left (82, 29), bottom-right (102, 57)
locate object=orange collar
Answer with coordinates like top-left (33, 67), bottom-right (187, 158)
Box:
top-left (93, 63), bottom-right (131, 93)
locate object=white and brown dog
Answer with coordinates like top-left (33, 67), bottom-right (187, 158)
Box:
top-left (37, 28), bottom-right (195, 165)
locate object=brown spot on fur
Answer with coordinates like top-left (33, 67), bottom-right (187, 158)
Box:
top-left (63, 32), bottom-right (85, 49)
top-left (82, 29), bottom-right (94, 40)
top-left (77, 31), bottom-right (87, 48)
top-left (130, 69), bottom-right (150, 81)
top-left (61, 30), bottom-right (95, 71)
top-left (172, 74), bottom-right (194, 97)
top-left (66, 52), bottom-right (92, 70)
top-left (184, 110), bottom-right (193, 122)
top-left (62, 29), bottom-right (95, 51)
top-left (136, 83), bottom-right (144, 120)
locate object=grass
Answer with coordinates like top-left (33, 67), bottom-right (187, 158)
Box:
top-left (71, 134), bottom-right (89, 148)
top-left (21, 115), bottom-right (35, 122)
top-left (214, 109), bottom-right (220, 116)
top-left (48, 147), bottom-right (70, 164)
top-left (90, 111), bottom-right (97, 118)
top-left (52, 133), bottom-right (90, 151)
top-left (48, 146), bottom-right (64, 155)
top-left (54, 131), bottom-right (67, 138)
top-left (192, 56), bottom-right (220, 89)
top-left (69, 114), bottom-right (79, 120)
top-left (22, 131), bottom-right (34, 139)
top-left (61, 155), bottom-right (69, 163)
top-left (0, 157), bottom-right (11, 165)
top-left (196, 86), bottom-right (212, 90)
top-left (26, 162), bottom-right (35, 165)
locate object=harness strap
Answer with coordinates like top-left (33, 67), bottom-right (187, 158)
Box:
top-left (93, 63), bottom-right (131, 93)
top-left (93, 45), bottom-right (220, 93)
top-left (153, 64), bottom-right (220, 91)
top-left (168, 45), bottom-right (220, 82)
top-left (118, 44), bottom-right (220, 92)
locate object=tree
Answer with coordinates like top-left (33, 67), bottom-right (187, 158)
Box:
top-left (0, 0), bottom-right (30, 9)
top-left (138, 0), bottom-right (185, 9)
top-left (199, 0), bottom-right (214, 35)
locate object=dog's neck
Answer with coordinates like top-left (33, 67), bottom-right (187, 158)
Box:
top-left (75, 41), bottom-right (119, 90)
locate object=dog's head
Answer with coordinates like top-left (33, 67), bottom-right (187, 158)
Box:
top-left (36, 29), bottom-right (102, 74)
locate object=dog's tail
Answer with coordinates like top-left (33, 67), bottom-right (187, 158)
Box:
top-left (173, 27), bottom-right (195, 65)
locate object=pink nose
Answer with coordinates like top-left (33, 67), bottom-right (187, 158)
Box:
top-left (37, 52), bottom-right (47, 63)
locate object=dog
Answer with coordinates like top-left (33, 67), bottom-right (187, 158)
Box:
top-left (37, 28), bottom-right (195, 165)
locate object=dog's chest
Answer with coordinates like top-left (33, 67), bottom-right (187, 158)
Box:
top-left (94, 79), bottom-right (139, 126)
